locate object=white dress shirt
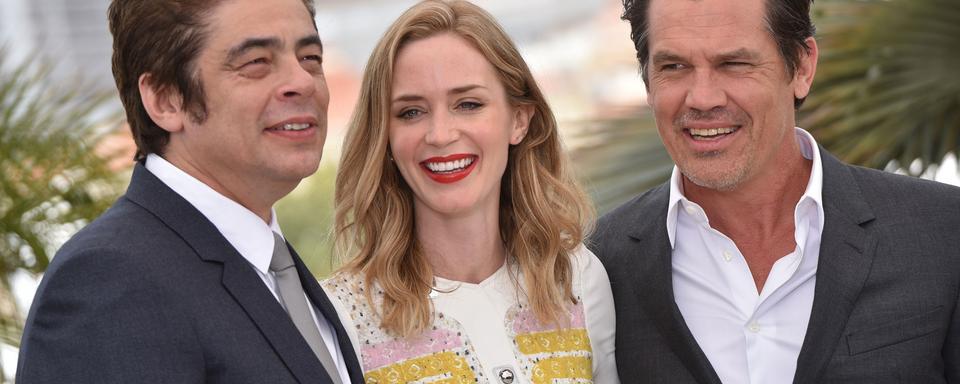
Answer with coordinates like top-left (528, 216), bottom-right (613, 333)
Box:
top-left (146, 154), bottom-right (352, 383)
top-left (667, 128), bottom-right (825, 384)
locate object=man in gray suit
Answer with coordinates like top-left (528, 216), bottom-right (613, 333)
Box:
top-left (589, 0), bottom-right (960, 382)
top-left (17, 0), bottom-right (362, 382)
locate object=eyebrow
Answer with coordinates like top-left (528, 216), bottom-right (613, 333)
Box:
top-left (651, 48), bottom-right (760, 66)
top-left (225, 34), bottom-right (323, 63)
top-left (651, 51), bottom-right (686, 66)
top-left (715, 48), bottom-right (759, 62)
top-left (225, 37), bottom-right (281, 63)
top-left (391, 84), bottom-right (487, 104)
top-left (296, 35), bottom-right (323, 53)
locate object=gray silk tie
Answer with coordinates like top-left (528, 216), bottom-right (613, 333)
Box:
top-left (270, 233), bottom-right (342, 384)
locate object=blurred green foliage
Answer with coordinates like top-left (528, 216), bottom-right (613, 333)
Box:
top-left (802, 0), bottom-right (960, 173)
top-left (276, 163), bottom-right (339, 278)
top-left (0, 48), bottom-right (123, 372)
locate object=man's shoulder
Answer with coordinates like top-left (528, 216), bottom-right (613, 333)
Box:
top-left (846, 163), bottom-right (960, 200)
top-left (588, 182), bottom-right (669, 256)
top-left (833, 162), bottom-right (960, 231)
top-left (842, 163), bottom-right (960, 211)
top-left (56, 196), bottom-right (163, 257)
top-left (48, 193), bottom-right (196, 282)
top-left (597, 182), bottom-right (670, 231)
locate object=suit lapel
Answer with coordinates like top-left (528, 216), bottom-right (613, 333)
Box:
top-left (124, 164), bottom-right (332, 383)
top-left (626, 186), bottom-right (722, 384)
top-left (291, 246), bottom-right (365, 383)
top-left (793, 149), bottom-right (878, 384)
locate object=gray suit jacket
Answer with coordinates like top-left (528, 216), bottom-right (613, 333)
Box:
top-left (589, 148), bottom-right (960, 383)
top-left (17, 163), bottom-right (364, 383)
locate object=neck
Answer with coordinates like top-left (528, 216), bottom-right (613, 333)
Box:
top-left (161, 152), bottom-right (290, 223)
top-left (684, 138), bottom-right (811, 240)
top-left (682, 139), bottom-right (812, 292)
top-left (415, 203), bottom-right (505, 284)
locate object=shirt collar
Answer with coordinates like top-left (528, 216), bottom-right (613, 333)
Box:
top-left (666, 127), bottom-right (825, 248)
top-left (145, 154), bottom-right (282, 274)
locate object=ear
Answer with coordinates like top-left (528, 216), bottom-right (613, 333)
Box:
top-left (509, 103), bottom-right (534, 145)
top-left (139, 73), bottom-right (186, 133)
top-left (793, 37), bottom-right (819, 100)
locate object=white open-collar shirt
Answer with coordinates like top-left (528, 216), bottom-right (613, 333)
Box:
top-left (146, 154), bottom-right (351, 383)
top-left (667, 128), bottom-right (825, 384)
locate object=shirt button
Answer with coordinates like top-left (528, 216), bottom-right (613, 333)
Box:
top-left (684, 204), bottom-right (697, 215)
top-left (722, 251), bottom-right (733, 262)
top-left (748, 322), bottom-right (761, 333)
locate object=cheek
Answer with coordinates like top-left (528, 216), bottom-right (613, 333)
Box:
top-left (388, 126), bottom-right (418, 161)
top-left (314, 79), bottom-right (330, 108)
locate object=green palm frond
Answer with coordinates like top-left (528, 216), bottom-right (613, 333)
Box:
top-left (803, 0), bottom-right (960, 174)
top-left (566, 110), bottom-right (673, 214)
top-left (0, 48), bottom-right (125, 348)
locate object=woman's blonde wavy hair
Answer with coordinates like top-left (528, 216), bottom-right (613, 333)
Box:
top-left (334, 0), bottom-right (594, 337)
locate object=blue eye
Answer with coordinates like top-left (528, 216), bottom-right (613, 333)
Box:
top-left (458, 101), bottom-right (483, 111)
top-left (398, 108), bottom-right (424, 120)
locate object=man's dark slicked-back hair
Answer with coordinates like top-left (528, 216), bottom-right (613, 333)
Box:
top-left (621, 0), bottom-right (816, 108)
top-left (108, 0), bottom-right (317, 160)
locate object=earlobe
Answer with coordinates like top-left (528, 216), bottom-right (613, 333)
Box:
top-left (139, 74), bottom-right (185, 133)
top-left (794, 37), bottom-right (819, 100)
top-left (510, 104), bottom-right (534, 145)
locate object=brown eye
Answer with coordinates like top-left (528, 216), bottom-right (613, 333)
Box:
top-left (300, 55), bottom-right (323, 74)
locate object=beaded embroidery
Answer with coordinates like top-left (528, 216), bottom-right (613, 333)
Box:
top-left (323, 270), bottom-right (594, 383)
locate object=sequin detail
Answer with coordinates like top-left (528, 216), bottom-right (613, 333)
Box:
top-left (507, 303), bottom-right (593, 383)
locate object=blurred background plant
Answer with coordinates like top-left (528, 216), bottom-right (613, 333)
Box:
top-left (802, 0), bottom-right (960, 174)
top-left (0, 0), bottom-right (958, 380)
top-left (0, 48), bottom-right (125, 376)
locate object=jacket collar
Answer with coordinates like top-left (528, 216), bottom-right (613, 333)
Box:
top-left (124, 163), bottom-right (364, 383)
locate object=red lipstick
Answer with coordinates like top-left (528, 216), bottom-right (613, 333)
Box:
top-left (419, 154), bottom-right (477, 184)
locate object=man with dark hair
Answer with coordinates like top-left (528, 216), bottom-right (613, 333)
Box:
top-left (17, 0), bottom-right (362, 382)
top-left (590, 0), bottom-right (960, 382)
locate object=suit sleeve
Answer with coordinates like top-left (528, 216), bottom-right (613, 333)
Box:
top-left (17, 247), bottom-right (205, 383)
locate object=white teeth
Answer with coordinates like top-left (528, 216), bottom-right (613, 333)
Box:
top-left (690, 127), bottom-right (736, 137)
top-left (280, 123), bottom-right (310, 131)
top-left (425, 157), bottom-right (475, 173)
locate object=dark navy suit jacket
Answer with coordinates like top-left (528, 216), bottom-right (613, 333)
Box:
top-left (590, 148), bottom-right (960, 383)
top-left (17, 163), bottom-right (363, 383)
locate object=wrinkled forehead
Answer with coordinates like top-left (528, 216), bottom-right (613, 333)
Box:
top-left (647, 0), bottom-right (769, 53)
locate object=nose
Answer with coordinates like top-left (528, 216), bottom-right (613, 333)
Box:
top-left (684, 69), bottom-right (727, 112)
top-left (424, 111), bottom-right (460, 147)
top-left (276, 57), bottom-right (319, 100)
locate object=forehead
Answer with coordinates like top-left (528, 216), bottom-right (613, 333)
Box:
top-left (392, 33), bottom-right (500, 90)
top-left (647, 0), bottom-right (770, 54)
top-left (203, 0), bottom-right (316, 50)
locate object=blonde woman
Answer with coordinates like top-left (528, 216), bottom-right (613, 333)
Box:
top-left (323, 1), bottom-right (618, 382)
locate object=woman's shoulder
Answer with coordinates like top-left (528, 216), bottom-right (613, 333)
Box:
top-left (568, 243), bottom-right (607, 290)
top-left (321, 270), bottom-right (377, 316)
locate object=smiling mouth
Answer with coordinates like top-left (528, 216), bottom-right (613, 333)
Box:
top-left (687, 126), bottom-right (738, 140)
top-left (267, 122), bottom-right (313, 131)
top-left (420, 155), bottom-right (478, 184)
top-left (424, 157), bottom-right (475, 173)
top-left (279, 123), bottom-right (311, 131)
